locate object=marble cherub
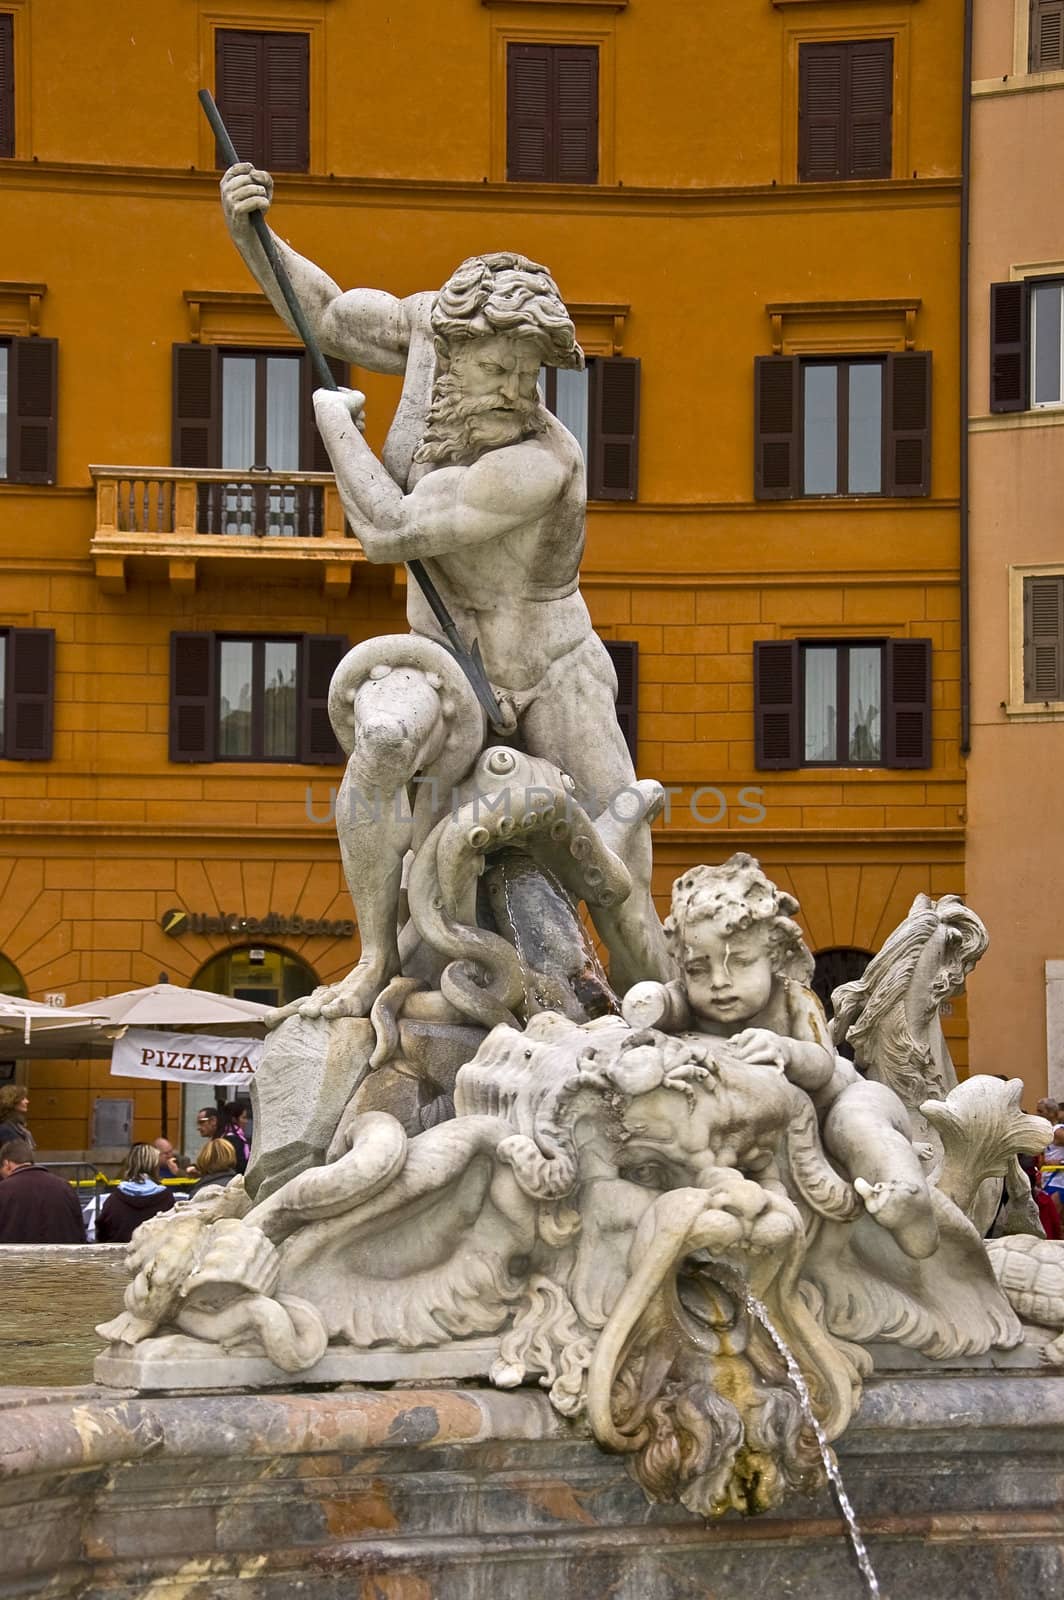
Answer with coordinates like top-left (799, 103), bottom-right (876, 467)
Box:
top-left (623, 853), bottom-right (939, 1258)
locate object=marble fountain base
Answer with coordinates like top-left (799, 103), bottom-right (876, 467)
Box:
top-left (2, 1361), bottom-right (1063, 1599)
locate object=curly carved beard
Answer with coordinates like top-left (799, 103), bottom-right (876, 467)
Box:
top-left (413, 372), bottom-right (547, 466)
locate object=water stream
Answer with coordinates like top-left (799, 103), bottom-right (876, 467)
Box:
top-left (742, 1289), bottom-right (882, 1599)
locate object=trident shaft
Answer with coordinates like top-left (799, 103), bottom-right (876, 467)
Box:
top-left (198, 89), bottom-right (509, 733)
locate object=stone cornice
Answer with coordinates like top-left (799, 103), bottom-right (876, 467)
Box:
top-left (0, 160), bottom-right (960, 219)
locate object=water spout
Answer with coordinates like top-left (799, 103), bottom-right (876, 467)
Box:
top-left (743, 1288), bottom-right (882, 1599)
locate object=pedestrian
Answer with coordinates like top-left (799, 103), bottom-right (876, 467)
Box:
top-left (96, 1144), bottom-right (177, 1244)
top-left (188, 1138), bottom-right (237, 1195)
top-left (195, 1105), bottom-right (225, 1145)
top-left (1043, 1125), bottom-right (1064, 1165)
top-left (0, 1141), bottom-right (86, 1244)
top-left (152, 1136), bottom-right (188, 1177)
top-left (0, 1084), bottom-right (34, 1150)
top-left (221, 1101), bottom-right (251, 1173)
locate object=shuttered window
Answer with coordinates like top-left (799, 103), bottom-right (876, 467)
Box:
top-left (540, 357), bottom-right (640, 499)
top-left (589, 357), bottom-right (640, 499)
top-left (0, 13), bottom-right (13, 159)
top-left (1, 337), bottom-right (59, 484)
top-left (798, 40), bottom-right (893, 182)
top-left (1023, 576), bottom-right (1064, 702)
top-left (990, 282), bottom-right (1029, 412)
top-left (0, 628), bottom-right (56, 761)
top-left (754, 354), bottom-right (930, 499)
top-left (989, 276), bottom-right (1064, 413)
top-left (603, 639), bottom-right (638, 762)
top-left (170, 632), bottom-right (346, 764)
top-left (754, 638), bottom-right (931, 769)
top-left (171, 345), bottom-right (345, 534)
top-left (507, 44), bottom-right (598, 183)
top-left (1030, 0), bottom-right (1064, 71)
top-left (215, 30), bottom-right (309, 172)
top-left (173, 345), bottom-right (346, 470)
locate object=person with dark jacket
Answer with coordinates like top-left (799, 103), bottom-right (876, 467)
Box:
top-left (97, 1144), bottom-right (176, 1244)
top-left (221, 1102), bottom-right (251, 1173)
top-left (0, 1084), bottom-right (34, 1150)
top-left (0, 1141), bottom-right (86, 1244)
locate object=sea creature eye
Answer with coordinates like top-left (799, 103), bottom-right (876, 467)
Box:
top-left (621, 1160), bottom-right (670, 1191)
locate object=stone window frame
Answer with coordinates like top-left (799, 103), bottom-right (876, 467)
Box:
top-left (197, 9), bottom-right (326, 174)
top-left (0, 1), bottom-right (29, 161)
top-left (779, 14), bottom-right (912, 186)
top-left (488, 15), bottom-right (616, 184)
top-left (1007, 564), bottom-right (1064, 719)
top-left (972, 1), bottom-right (1064, 97)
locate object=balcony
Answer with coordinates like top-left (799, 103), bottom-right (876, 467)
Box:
top-left (90, 467), bottom-right (369, 597)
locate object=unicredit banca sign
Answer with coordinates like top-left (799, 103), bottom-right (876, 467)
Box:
top-left (160, 908), bottom-right (355, 939)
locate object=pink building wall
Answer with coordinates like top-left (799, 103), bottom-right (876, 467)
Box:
top-left (967, 0), bottom-right (1064, 1101)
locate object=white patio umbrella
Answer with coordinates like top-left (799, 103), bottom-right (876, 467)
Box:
top-left (67, 983), bottom-right (273, 1034)
top-left (0, 993), bottom-right (112, 1057)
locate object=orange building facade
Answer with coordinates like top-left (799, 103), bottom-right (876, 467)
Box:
top-left (0, 0), bottom-right (966, 1152)
top-left (966, 0), bottom-right (1064, 1101)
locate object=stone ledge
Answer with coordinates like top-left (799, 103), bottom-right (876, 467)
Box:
top-left (3, 1375), bottom-right (1064, 1599)
top-left (93, 1334), bottom-right (503, 1393)
top-left (5, 1371), bottom-right (1064, 1484)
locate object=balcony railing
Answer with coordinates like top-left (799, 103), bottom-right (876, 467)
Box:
top-left (93, 466), bottom-right (344, 540)
top-left (89, 466), bottom-right (362, 595)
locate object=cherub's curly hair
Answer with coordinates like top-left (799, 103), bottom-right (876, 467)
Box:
top-left (431, 252), bottom-right (584, 369)
top-left (664, 854), bottom-right (814, 984)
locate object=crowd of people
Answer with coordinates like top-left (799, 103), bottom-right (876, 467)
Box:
top-left (1, 1078), bottom-right (1062, 1247)
top-left (0, 1087), bottom-right (251, 1245)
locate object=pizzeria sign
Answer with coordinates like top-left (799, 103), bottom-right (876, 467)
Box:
top-left (111, 1028), bottom-right (262, 1085)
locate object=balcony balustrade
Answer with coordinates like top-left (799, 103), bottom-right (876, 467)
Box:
top-left (90, 466), bottom-right (367, 597)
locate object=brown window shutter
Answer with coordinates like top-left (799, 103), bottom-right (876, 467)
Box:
top-left (263, 32), bottom-right (309, 173)
top-left (754, 640), bottom-right (800, 769)
top-left (798, 43), bottom-right (846, 181)
top-left (507, 44), bottom-right (552, 181)
top-left (170, 633), bottom-right (217, 763)
top-left (754, 356), bottom-right (799, 500)
top-left (301, 634), bottom-right (347, 764)
top-left (885, 351), bottom-right (931, 496)
top-left (884, 639), bottom-right (932, 768)
top-left (172, 344), bottom-right (219, 468)
top-left (8, 337), bottom-right (58, 484)
top-left (604, 640), bottom-right (638, 764)
top-left (554, 46), bottom-right (598, 183)
top-left (0, 13), bottom-right (13, 159)
top-left (1031, 0), bottom-right (1064, 71)
top-left (589, 357), bottom-right (640, 500)
top-left (302, 355), bottom-right (348, 471)
top-left (1023, 575), bottom-right (1064, 701)
top-left (847, 40), bottom-right (893, 179)
top-left (989, 281), bottom-right (1029, 413)
top-left (6, 629), bottom-right (55, 760)
top-left (215, 31), bottom-right (263, 168)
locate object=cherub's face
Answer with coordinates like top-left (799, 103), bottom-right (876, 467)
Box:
top-left (682, 920), bottom-right (775, 1026)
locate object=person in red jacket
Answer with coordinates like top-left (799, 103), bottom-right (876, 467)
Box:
top-left (97, 1144), bottom-right (176, 1244)
top-left (0, 1141), bottom-right (86, 1244)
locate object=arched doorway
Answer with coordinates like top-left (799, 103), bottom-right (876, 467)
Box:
top-left (0, 952), bottom-right (28, 1083)
top-left (194, 944), bottom-right (319, 1010)
top-left (0, 952), bottom-right (27, 999)
top-left (812, 947), bottom-right (873, 1060)
top-left (182, 945), bottom-right (320, 1160)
